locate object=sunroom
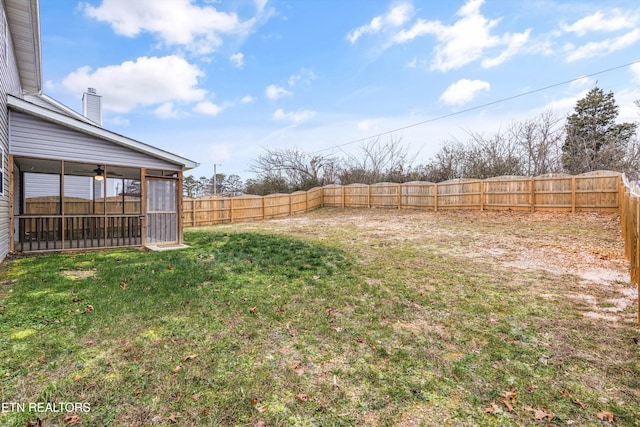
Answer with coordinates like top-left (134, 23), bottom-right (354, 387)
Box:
top-left (8, 94), bottom-right (198, 253)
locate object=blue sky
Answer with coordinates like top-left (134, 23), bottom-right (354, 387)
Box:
top-left (39, 0), bottom-right (640, 180)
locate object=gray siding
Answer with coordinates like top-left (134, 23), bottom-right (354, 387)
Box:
top-left (0, 3), bottom-right (25, 263)
top-left (9, 111), bottom-right (181, 170)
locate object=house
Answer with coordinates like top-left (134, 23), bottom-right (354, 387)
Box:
top-left (0, 0), bottom-right (198, 262)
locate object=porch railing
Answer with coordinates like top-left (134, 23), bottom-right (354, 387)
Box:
top-left (15, 215), bottom-right (142, 252)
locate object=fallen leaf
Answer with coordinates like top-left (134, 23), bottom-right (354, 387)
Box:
top-left (72, 374), bottom-right (85, 381)
top-left (254, 421), bottom-right (266, 427)
top-left (500, 397), bottom-right (514, 412)
top-left (252, 399), bottom-right (269, 412)
top-left (249, 307), bottom-right (257, 314)
top-left (293, 365), bottom-right (305, 376)
top-left (295, 393), bottom-right (310, 402)
top-left (64, 415), bottom-right (82, 425)
top-left (561, 391), bottom-right (585, 409)
top-left (526, 384), bottom-right (537, 392)
top-left (596, 411), bottom-right (615, 423)
top-left (533, 408), bottom-right (553, 421)
top-left (173, 364), bottom-right (182, 372)
top-left (167, 413), bottom-right (178, 423)
top-left (502, 390), bottom-right (517, 401)
top-left (483, 402), bottom-right (502, 414)
top-left (120, 280), bottom-right (128, 290)
top-left (83, 305), bottom-right (94, 314)
top-left (182, 354), bottom-right (198, 361)
top-left (191, 393), bottom-right (200, 401)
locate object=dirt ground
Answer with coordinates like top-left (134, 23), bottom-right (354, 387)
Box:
top-left (224, 207), bottom-right (637, 325)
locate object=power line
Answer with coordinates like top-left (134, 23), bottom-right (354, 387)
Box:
top-left (311, 59), bottom-right (640, 154)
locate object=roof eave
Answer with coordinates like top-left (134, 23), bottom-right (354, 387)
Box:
top-left (5, 0), bottom-right (42, 94)
top-left (8, 95), bottom-right (199, 170)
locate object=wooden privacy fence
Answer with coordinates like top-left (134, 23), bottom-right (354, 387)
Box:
top-left (184, 171), bottom-right (622, 227)
top-left (619, 174), bottom-right (640, 322)
top-left (185, 170), bottom-right (640, 320)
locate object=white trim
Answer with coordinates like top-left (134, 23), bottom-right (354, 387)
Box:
top-left (0, 146), bottom-right (5, 196)
top-left (35, 93), bottom-right (97, 125)
top-left (7, 95), bottom-right (199, 170)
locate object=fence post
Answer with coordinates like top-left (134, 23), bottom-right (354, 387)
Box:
top-left (397, 183), bottom-right (402, 210)
top-left (571, 176), bottom-right (576, 213)
top-left (230, 197), bottom-right (234, 223)
top-left (632, 197), bottom-right (640, 323)
top-left (367, 184), bottom-right (371, 208)
top-left (305, 190), bottom-right (309, 214)
top-left (480, 180), bottom-right (485, 211)
top-left (341, 186), bottom-right (345, 208)
top-left (434, 183), bottom-right (439, 212)
top-left (530, 178), bottom-right (535, 212)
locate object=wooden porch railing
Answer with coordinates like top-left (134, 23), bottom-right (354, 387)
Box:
top-left (15, 215), bottom-right (142, 252)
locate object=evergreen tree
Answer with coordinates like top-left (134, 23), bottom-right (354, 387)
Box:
top-left (562, 87), bottom-right (637, 174)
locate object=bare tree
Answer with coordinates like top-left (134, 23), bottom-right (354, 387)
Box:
top-left (419, 142), bottom-right (466, 182)
top-left (339, 135), bottom-right (415, 184)
top-left (509, 110), bottom-right (564, 176)
top-left (251, 147), bottom-right (339, 190)
top-left (460, 130), bottom-right (521, 178)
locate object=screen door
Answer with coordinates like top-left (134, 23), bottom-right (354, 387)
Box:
top-left (146, 179), bottom-right (177, 244)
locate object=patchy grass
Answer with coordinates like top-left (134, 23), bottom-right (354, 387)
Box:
top-left (0, 208), bottom-right (639, 426)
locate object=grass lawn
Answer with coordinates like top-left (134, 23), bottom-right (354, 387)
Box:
top-left (1, 208), bottom-right (639, 426)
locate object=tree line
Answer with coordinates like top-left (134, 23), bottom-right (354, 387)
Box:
top-left (184, 87), bottom-right (640, 197)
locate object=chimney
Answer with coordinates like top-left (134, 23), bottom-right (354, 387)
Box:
top-left (82, 88), bottom-right (102, 126)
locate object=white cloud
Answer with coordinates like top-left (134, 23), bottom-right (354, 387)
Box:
top-left (241, 95), bottom-right (256, 104)
top-left (288, 68), bottom-right (317, 86)
top-left (392, 0), bottom-right (530, 71)
top-left (60, 55), bottom-right (206, 113)
top-left (155, 102), bottom-right (180, 119)
top-left (569, 77), bottom-right (594, 88)
top-left (107, 116), bottom-right (130, 127)
top-left (357, 119), bottom-right (378, 131)
top-left (481, 29), bottom-right (531, 68)
top-left (82, 0), bottom-right (259, 55)
top-left (272, 108), bottom-right (316, 123)
top-left (566, 28), bottom-right (640, 62)
top-left (346, 2), bottom-right (413, 43)
top-left (230, 52), bottom-right (244, 68)
top-left (561, 9), bottom-right (639, 36)
top-left (208, 143), bottom-right (232, 163)
top-left (265, 84), bottom-right (292, 100)
top-left (540, 90), bottom-right (589, 115)
top-left (439, 79), bottom-right (490, 106)
top-left (194, 101), bottom-right (224, 116)
top-left (632, 63), bottom-right (640, 84)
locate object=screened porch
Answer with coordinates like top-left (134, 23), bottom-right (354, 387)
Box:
top-left (11, 157), bottom-right (182, 253)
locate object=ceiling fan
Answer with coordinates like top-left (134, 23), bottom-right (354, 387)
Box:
top-left (70, 165), bottom-right (123, 180)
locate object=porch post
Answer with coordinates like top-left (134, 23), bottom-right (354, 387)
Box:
top-left (61, 160), bottom-right (65, 250)
top-left (141, 168), bottom-right (147, 247)
top-left (177, 171), bottom-right (184, 244)
top-left (8, 154), bottom-right (13, 253)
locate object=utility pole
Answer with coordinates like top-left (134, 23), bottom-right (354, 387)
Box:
top-left (213, 164), bottom-right (222, 195)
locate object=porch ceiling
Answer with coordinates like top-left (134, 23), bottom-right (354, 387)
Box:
top-left (14, 158), bottom-right (142, 179)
